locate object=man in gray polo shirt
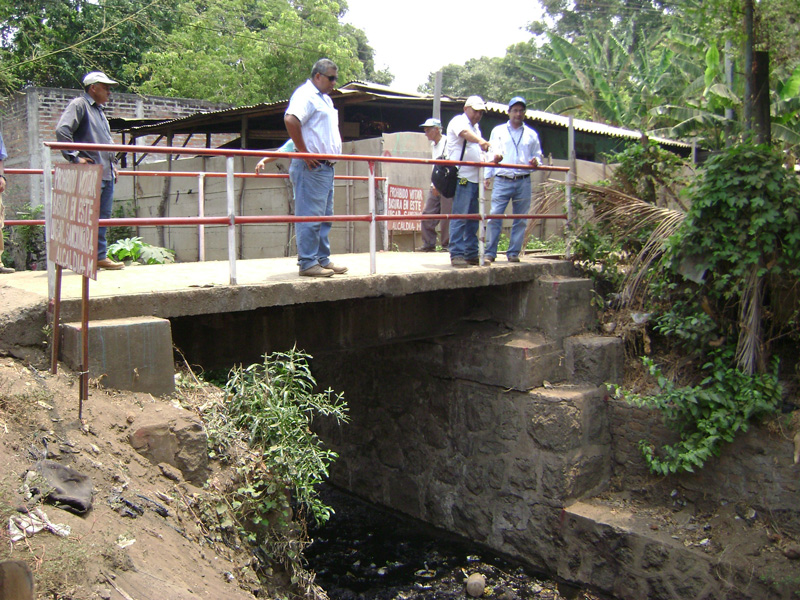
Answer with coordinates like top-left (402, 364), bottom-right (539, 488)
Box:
top-left (56, 71), bottom-right (124, 270)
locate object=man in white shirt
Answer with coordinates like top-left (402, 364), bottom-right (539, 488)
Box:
top-left (484, 97), bottom-right (543, 263)
top-left (284, 58), bottom-right (348, 277)
top-left (417, 118), bottom-right (452, 252)
top-left (446, 96), bottom-right (491, 268)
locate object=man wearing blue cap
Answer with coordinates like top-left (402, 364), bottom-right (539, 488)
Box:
top-left (484, 97), bottom-right (543, 263)
top-left (417, 117), bottom-right (452, 252)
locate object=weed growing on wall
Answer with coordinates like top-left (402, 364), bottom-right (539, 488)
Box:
top-left (612, 349), bottom-right (781, 474)
top-left (201, 347), bottom-right (348, 587)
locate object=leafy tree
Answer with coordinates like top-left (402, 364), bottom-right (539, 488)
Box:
top-left (0, 0), bottom-right (175, 94)
top-left (529, 0), bottom-right (670, 45)
top-left (418, 42), bottom-right (538, 103)
top-left (123, 0), bottom-right (380, 104)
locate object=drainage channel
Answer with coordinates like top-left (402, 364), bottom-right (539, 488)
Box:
top-left (305, 486), bottom-right (608, 600)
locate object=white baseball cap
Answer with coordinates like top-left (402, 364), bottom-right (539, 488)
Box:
top-left (419, 118), bottom-right (442, 128)
top-left (464, 95), bottom-right (486, 111)
top-left (82, 71), bottom-right (118, 86)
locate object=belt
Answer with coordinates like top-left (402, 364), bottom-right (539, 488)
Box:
top-left (497, 173), bottom-right (530, 181)
top-left (319, 160), bottom-right (336, 167)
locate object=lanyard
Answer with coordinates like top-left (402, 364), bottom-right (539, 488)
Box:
top-left (507, 123), bottom-right (524, 162)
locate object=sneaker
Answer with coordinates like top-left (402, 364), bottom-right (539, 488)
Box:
top-left (321, 262), bottom-right (348, 274)
top-left (299, 264), bottom-right (333, 277)
top-left (465, 257), bottom-right (479, 266)
top-left (0, 265), bottom-right (15, 274)
top-left (415, 246), bottom-right (435, 252)
top-left (508, 255), bottom-right (520, 263)
top-left (485, 256), bottom-right (495, 263)
top-left (451, 256), bottom-right (469, 268)
top-left (97, 258), bottom-right (124, 270)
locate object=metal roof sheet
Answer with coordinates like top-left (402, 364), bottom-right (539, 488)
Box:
top-left (117, 81), bottom-right (690, 149)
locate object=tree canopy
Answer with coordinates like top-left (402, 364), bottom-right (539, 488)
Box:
top-left (0, 0), bottom-right (391, 104)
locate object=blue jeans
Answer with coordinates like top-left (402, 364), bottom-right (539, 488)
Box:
top-left (449, 180), bottom-right (479, 260)
top-left (98, 179), bottom-right (114, 260)
top-left (289, 159), bottom-right (334, 271)
top-left (485, 176), bottom-right (532, 259)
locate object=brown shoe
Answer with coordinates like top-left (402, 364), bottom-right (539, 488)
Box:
top-left (299, 264), bottom-right (333, 277)
top-left (321, 262), bottom-right (348, 274)
top-left (0, 265), bottom-right (15, 274)
top-left (97, 258), bottom-right (124, 270)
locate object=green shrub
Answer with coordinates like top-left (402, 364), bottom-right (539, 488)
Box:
top-left (204, 348), bottom-right (348, 525)
top-left (108, 236), bottom-right (175, 264)
top-left (613, 349), bottom-right (781, 475)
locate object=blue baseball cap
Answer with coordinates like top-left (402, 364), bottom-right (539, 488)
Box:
top-left (508, 96), bottom-right (527, 109)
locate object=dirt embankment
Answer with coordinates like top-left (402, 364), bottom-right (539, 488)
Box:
top-left (0, 352), bottom-right (279, 600)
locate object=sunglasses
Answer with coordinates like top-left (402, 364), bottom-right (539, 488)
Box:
top-left (321, 73), bottom-right (337, 82)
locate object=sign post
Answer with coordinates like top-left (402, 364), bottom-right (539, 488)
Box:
top-left (49, 164), bottom-right (102, 419)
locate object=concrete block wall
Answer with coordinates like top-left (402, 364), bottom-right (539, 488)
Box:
top-left (0, 87), bottom-right (232, 211)
top-left (609, 397), bottom-right (800, 537)
top-left (115, 138), bottom-right (386, 262)
top-left (311, 266), bottom-right (623, 583)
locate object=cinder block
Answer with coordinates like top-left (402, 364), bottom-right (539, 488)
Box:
top-left (564, 335), bottom-right (624, 385)
top-left (444, 329), bottom-right (565, 391)
top-left (60, 316), bottom-right (174, 395)
top-left (529, 276), bottom-right (596, 339)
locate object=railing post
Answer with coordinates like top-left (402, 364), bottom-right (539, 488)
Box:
top-left (43, 145), bottom-right (54, 299)
top-left (226, 156), bottom-right (237, 284)
top-left (382, 176), bottom-right (389, 252)
top-left (198, 173), bottom-right (206, 262)
top-left (566, 115), bottom-right (575, 259)
top-left (478, 165), bottom-right (486, 266)
top-left (368, 160), bottom-right (376, 275)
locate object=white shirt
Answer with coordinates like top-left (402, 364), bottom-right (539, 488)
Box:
top-left (285, 79), bottom-right (342, 156)
top-left (486, 122), bottom-right (543, 179)
top-left (431, 135), bottom-right (446, 160)
top-left (446, 113), bottom-right (483, 183)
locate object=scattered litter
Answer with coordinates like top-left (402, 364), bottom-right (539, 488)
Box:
top-left (117, 534), bottom-right (136, 549)
top-left (9, 507), bottom-right (71, 542)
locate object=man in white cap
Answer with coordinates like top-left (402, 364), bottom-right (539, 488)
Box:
top-left (56, 71), bottom-right (124, 270)
top-left (417, 117), bottom-right (452, 252)
top-left (445, 96), bottom-right (491, 268)
top-left (484, 96), bottom-right (543, 263)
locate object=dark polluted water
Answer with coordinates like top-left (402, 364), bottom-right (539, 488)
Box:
top-left (305, 486), bottom-right (606, 600)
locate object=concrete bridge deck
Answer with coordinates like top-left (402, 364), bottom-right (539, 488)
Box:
top-left (0, 251), bottom-right (570, 323)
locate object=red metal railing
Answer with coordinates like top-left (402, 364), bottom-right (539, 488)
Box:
top-left (6, 142), bottom-right (570, 286)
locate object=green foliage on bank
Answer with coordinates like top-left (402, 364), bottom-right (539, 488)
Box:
top-left (573, 141), bottom-right (796, 475)
top-left (204, 348), bottom-right (348, 527)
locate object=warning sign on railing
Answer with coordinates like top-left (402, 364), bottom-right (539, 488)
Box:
top-left (50, 164), bottom-right (102, 279)
top-left (387, 184), bottom-right (424, 231)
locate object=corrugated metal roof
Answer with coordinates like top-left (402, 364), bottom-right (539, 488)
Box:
top-left (482, 101), bottom-right (690, 149)
top-left (117, 81), bottom-right (689, 149)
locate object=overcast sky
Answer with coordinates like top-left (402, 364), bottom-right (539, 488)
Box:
top-left (342, 0), bottom-right (542, 93)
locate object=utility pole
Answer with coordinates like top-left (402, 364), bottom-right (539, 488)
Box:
top-left (743, 0), bottom-right (754, 136)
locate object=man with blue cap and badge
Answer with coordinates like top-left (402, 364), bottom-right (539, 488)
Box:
top-left (484, 96), bottom-right (543, 263)
top-left (417, 117), bottom-right (452, 252)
